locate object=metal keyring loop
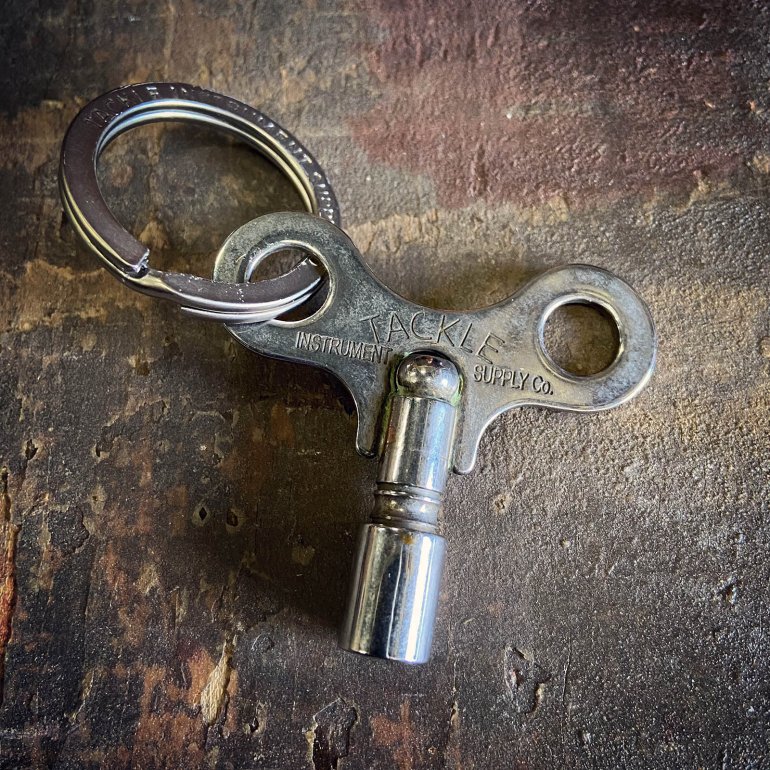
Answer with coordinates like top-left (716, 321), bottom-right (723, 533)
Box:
top-left (59, 82), bottom-right (340, 322)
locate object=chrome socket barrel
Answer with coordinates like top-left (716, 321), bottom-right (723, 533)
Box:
top-left (339, 352), bottom-right (460, 664)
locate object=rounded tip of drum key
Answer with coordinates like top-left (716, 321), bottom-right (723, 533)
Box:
top-left (61, 84), bottom-right (656, 667)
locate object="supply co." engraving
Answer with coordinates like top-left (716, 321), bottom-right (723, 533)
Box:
top-left (473, 364), bottom-right (553, 394)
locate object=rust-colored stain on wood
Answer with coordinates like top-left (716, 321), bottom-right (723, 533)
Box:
top-left (352, 1), bottom-right (767, 209)
top-left (0, 462), bottom-right (24, 705)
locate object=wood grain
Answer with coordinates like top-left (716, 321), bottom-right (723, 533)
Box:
top-left (0, 1), bottom-right (768, 767)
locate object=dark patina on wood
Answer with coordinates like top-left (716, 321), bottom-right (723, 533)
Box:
top-left (1, 1), bottom-right (769, 768)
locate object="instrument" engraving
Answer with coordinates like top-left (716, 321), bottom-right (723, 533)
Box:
top-left (295, 331), bottom-right (394, 364)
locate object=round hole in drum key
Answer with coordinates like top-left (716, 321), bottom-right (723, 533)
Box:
top-left (541, 300), bottom-right (621, 377)
top-left (60, 83), bottom-right (657, 665)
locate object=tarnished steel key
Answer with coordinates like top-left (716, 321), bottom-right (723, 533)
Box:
top-left (60, 82), bottom-right (656, 665)
top-left (214, 212), bottom-right (657, 664)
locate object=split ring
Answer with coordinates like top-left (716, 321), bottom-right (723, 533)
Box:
top-left (59, 82), bottom-right (340, 322)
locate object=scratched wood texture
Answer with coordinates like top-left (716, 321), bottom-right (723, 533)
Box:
top-left (1, 1), bottom-right (769, 768)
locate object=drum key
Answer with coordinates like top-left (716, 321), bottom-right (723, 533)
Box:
top-left (61, 83), bottom-right (656, 663)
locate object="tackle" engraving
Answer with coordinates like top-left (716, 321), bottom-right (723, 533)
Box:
top-left (363, 311), bottom-right (506, 364)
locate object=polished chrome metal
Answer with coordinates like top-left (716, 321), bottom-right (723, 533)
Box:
top-left (340, 353), bottom-right (459, 663)
top-left (340, 524), bottom-right (446, 664)
top-left (214, 212), bottom-right (657, 473)
top-left (373, 354), bottom-right (460, 531)
top-left (62, 85), bottom-right (657, 664)
top-left (59, 82), bottom-right (339, 322)
top-left (215, 211), bottom-right (657, 663)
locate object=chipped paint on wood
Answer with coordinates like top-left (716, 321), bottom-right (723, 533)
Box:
top-left (200, 641), bottom-right (234, 726)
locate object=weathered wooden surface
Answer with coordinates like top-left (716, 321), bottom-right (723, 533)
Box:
top-left (1, 1), bottom-right (769, 768)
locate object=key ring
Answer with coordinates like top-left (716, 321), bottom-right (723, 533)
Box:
top-left (59, 82), bottom-right (340, 322)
